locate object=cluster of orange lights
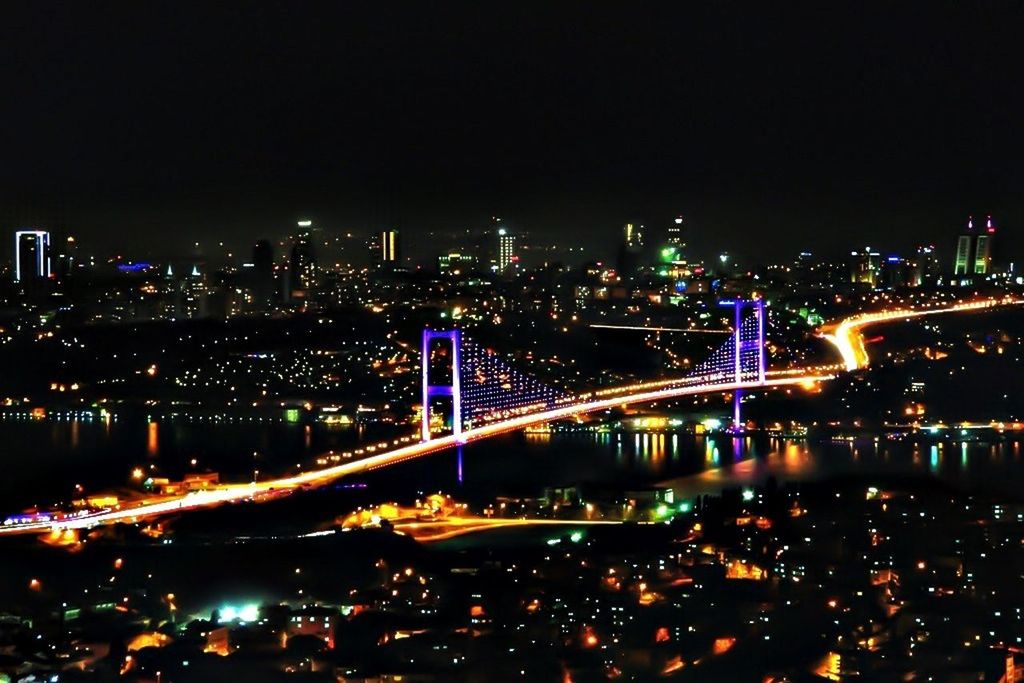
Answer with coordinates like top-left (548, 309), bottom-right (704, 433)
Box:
top-left (725, 559), bottom-right (766, 581)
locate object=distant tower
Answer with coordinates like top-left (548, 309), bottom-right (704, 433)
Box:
top-left (624, 222), bottom-right (645, 250)
top-left (618, 222), bottom-right (646, 279)
top-left (252, 239), bottom-right (276, 309)
top-left (954, 216), bottom-right (974, 275)
top-left (849, 247), bottom-right (881, 287)
top-left (14, 229), bottom-right (51, 282)
top-left (373, 229), bottom-right (400, 268)
top-left (912, 245), bottom-right (941, 286)
top-left (496, 226), bottom-right (516, 274)
top-left (52, 235), bottom-right (77, 280)
top-left (180, 265), bottom-right (205, 318)
top-left (667, 216), bottom-right (685, 248)
top-left (289, 220), bottom-right (318, 300)
top-left (953, 215), bottom-right (994, 276)
top-left (974, 216), bottom-right (994, 274)
top-left (660, 215), bottom-right (688, 267)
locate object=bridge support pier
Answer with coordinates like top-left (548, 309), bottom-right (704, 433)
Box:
top-left (733, 389), bottom-right (743, 432)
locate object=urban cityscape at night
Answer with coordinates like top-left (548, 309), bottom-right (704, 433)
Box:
top-left (4, 3), bottom-right (1024, 682)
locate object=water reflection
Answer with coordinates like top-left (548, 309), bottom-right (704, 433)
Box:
top-left (147, 421), bottom-right (159, 457)
top-left (5, 418), bottom-right (1024, 512)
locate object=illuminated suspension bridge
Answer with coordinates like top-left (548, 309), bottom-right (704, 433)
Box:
top-left (2, 298), bottom-right (834, 535)
top-left (422, 298), bottom-right (767, 440)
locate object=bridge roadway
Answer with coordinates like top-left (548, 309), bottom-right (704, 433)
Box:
top-left (820, 296), bottom-right (1024, 371)
top-left (0, 374), bottom-right (830, 535)
top-left (3, 296), bottom-right (1020, 536)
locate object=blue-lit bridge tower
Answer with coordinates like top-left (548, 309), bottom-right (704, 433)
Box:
top-left (721, 298), bottom-right (766, 430)
top-left (421, 329), bottom-right (463, 442)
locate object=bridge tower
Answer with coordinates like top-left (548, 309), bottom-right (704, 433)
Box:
top-left (421, 329), bottom-right (463, 442)
top-left (718, 298), bottom-right (767, 431)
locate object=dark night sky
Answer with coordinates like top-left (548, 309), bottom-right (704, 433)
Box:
top-left (2, 1), bottom-right (1024, 262)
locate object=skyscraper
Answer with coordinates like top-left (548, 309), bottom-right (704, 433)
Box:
top-left (624, 222), bottom-right (645, 250)
top-left (14, 230), bottom-right (51, 282)
top-left (497, 227), bottom-right (516, 274)
top-left (974, 217), bottom-right (994, 274)
top-left (288, 221), bottom-right (318, 300)
top-left (667, 216), bottom-right (685, 248)
top-left (911, 245), bottom-right (941, 286)
top-left (953, 216), bottom-right (995, 276)
top-left (252, 239), bottom-right (276, 310)
top-left (372, 229), bottom-right (400, 268)
top-left (617, 222), bottom-right (646, 279)
top-left (660, 216), bottom-right (687, 266)
top-left (850, 247), bottom-right (882, 287)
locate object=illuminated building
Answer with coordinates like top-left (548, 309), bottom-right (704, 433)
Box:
top-left (974, 216), bottom-right (994, 274)
top-left (911, 244), bottom-right (941, 286)
top-left (624, 222), bottom-right (645, 250)
top-left (954, 215), bottom-right (995, 275)
top-left (667, 215), bottom-right (686, 252)
top-left (496, 226), bottom-right (516, 274)
top-left (849, 247), bottom-right (881, 287)
top-left (53, 235), bottom-right (78, 279)
top-left (14, 229), bottom-right (51, 282)
top-left (373, 229), bottom-right (400, 267)
top-left (438, 251), bottom-right (475, 275)
top-left (618, 222), bottom-right (646, 278)
top-left (287, 607), bottom-right (338, 649)
top-left (879, 255), bottom-right (910, 289)
top-left (179, 265), bottom-right (205, 318)
top-left (288, 220), bottom-right (318, 300)
top-left (658, 218), bottom-right (691, 278)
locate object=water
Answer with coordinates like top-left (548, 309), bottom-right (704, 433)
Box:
top-left (366, 430), bottom-right (1024, 503)
top-left (0, 414), bottom-right (381, 509)
top-left (3, 414), bottom-right (1024, 515)
top-left (5, 418), bottom-right (1024, 615)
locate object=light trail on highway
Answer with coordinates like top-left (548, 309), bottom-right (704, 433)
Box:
top-left (819, 296), bottom-right (1024, 371)
top-left (393, 517), bottom-right (621, 543)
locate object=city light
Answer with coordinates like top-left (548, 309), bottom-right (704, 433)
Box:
top-left (2, 13), bottom-right (1023, 681)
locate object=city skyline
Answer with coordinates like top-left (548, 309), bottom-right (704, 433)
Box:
top-left (3, 3), bottom-right (1024, 258)
top-left (4, 4), bottom-right (1024, 681)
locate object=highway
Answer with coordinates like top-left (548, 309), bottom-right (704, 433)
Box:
top-left (393, 517), bottom-right (622, 543)
top-left (819, 296), bottom-right (1024, 371)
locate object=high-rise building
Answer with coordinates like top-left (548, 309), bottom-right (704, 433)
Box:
top-left (667, 216), bottom-right (685, 248)
top-left (252, 239), bottom-right (276, 309)
top-left (617, 222), bottom-right (646, 279)
top-left (850, 247), bottom-right (882, 287)
top-left (50, 235), bottom-right (78, 280)
top-left (439, 251), bottom-right (475, 275)
top-left (624, 222), bottom-right (645, 250)
top-left (954, 216), bottom-right (995, 275)
top-left (288, 221), bottom-right (318, 300)
top-left (497, 227), bottom-right (516, 274)
top-left (974, 217), bottom-right (994, 274)
top-left (911, 245), bottom-right (941, 286)
top-left (14, 229), bottom-right (51, 282)
top-left (372, 229), bottom-right (400, 268)
top-left (180, 265), bottom-right (205, 318)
